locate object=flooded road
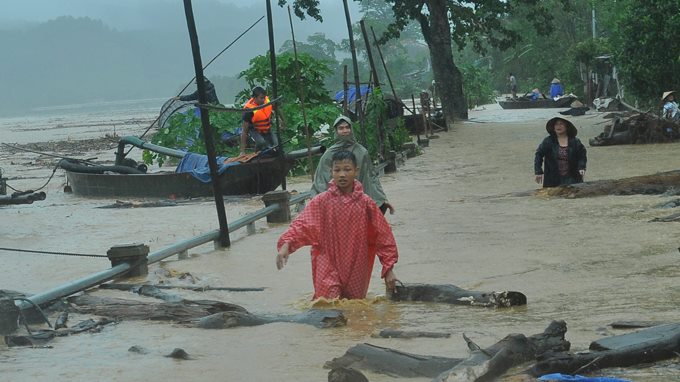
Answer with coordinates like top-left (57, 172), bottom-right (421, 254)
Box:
top-left (1, 104), bottom-right (679, 381)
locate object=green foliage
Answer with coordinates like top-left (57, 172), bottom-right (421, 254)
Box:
top-left (144, 51), bottom-right (342, 176)
top-left (358, 87), bottom-right (410, 161)
top-left (143, 109), bottom-right (242, 167)
top-left (460, 64), bottom-right (493, 108)
top-left (612, 0), bottom-right (680, 106)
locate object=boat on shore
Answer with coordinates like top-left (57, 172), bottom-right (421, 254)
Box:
top-left (60, 136), bottom-right (323, 198)
top-left (498, 95), bottom-right (576, 110)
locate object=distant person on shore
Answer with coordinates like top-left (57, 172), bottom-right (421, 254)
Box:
top-left (661, 91), bottom-right (679, 121)
top-left (173, 77), bottom-right (220, 104)
top-left (534, 117), bottom-right (587, 187)
top-left (240, 86), bottom-right (280, 155)
top-left (311, 115), bottom-right (394, 215)
top-left (276, 150), bottom-right (399, 300)
top-left (509, 73), bottom-right (517, 99)
top-left (550, 78), bottom-right (564, 99)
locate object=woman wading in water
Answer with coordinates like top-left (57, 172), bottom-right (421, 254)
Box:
top-left (534, 117), bottom-right (587, 187)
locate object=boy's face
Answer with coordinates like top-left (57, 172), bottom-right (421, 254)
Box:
top-left (331, 159), bottom-right (358, 192)
top-left (253, 94), bottom-right (266, 105)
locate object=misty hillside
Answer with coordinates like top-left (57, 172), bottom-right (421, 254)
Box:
top-left (0, 1), bottom-right (340, 116)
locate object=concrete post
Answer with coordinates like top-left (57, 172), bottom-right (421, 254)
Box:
top-left (0, 298), bottom-right (19, 335)
top-left (106, 243), bottom-right (149, 277)
top-left (262, 190), bottom-right (291, 223)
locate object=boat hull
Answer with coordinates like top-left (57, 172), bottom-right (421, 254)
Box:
top-left (498, 97), bottom-right (575, 109)
top-left (65, 157), bottom-right (285, 198)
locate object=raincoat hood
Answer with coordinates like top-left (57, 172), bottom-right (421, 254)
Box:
top-left (332, 115), bottom-right (356, 147)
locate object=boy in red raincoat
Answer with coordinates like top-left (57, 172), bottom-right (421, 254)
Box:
top-left (276, 150), bottom-right (399, 299)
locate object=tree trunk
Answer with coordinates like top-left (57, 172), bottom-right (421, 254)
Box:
top-left (419, 0), bottom-right (468, 126)
top-left (325, 320), bottom-right (570, 379)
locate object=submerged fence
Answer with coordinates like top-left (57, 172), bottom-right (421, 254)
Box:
top-left (15, 191), bottom-right (310, 311)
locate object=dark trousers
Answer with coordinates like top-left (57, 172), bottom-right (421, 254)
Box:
top-left (249, 129), bottom-right (279, 151)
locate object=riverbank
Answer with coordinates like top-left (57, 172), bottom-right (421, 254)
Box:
top-left (1, 104), bottom-right (679, 381)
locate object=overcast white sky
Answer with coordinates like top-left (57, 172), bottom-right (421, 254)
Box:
top-left (0, 0), bottom-right (361, 41)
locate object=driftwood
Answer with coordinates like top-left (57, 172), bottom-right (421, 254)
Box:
top-left (610, 320), bottom-right (671, 329)
top-left (589, 113), bottom-right (680, 146)
top-left (530, 323), bottom-right (680, 376)
top-left (194, 310), bottom-right (346, 329)
top-left (4, 318), bottom-right (114, 347)
top-left (69, 294), bottom-right (346, 329)
top-left (371, 329), bottom-right (451, 339)
top-left (100, 283), bottom-right (265, 293)
top-left (0, 191), bottom-right (46, 205)
top-left (325, 320), bottom-right (569, 379)
top-left (388, 283), bottom-right (527, 308)
top-left (528, 170), bottom-right (680, 199)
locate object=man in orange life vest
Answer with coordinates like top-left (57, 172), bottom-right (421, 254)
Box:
top-left (240, 86), bottom-right (279, 155)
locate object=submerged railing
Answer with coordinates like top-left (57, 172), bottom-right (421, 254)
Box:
top-left (16, 191), bottom-right (310, 310)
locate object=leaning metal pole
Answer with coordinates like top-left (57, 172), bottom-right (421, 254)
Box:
top-left (343, 0), bottom-right (366, 145)
top-left (183, 0), bottom-right (230, 247)
top-left (266, 0), bottom-right (287, 190)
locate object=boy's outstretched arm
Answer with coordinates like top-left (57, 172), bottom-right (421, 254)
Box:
top-left (276, 242), bottom-right (290, 270)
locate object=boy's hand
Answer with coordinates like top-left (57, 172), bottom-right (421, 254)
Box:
top-left (276, 243), bottom-right (290, 270)
top-left (383, 201), bottom-right (395, 215)
top-left (384, 269), bottom-right (399, 293)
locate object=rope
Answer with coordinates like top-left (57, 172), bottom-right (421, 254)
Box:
top-left (3, 161), bottom-right (61, 194)
top-left (0, 247), bottom-right (107, 258)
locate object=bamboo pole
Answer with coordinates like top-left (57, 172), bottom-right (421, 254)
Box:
top-left (370, 26), bottom-right (405, 111)
top-left (265, 0), bottom-right (286, 190)
top-left (360, 19), bottom-right (385, 160)
top-left (342, 0), bottom-right (366, 145)
top-left (286, 6), bottom-right (314, 179)
top-left (343, 65), bottom-right (349, 116)
top-left (182, 0), bottom-right (230, 247)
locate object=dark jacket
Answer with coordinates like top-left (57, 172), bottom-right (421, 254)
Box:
top-left (179, 81), bottom-right (220, 104)
top-left (534, 135), bottom-right (587, 187)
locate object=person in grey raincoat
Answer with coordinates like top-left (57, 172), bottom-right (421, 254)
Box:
top-left (311, 115), bottom-right (394, 214)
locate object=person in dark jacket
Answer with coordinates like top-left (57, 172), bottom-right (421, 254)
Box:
top-left (534, 117), bottom-right (587, 187)
top-left (174, 77), bottom-right (220, 104)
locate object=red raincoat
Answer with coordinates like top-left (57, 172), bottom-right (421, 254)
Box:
top-left (277, 180), bottom-right (398, 299)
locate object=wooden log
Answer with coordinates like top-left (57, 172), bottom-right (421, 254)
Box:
top-left (530, 323), bottom-right (680, 376)
top-left (523, 170), bottom-right (680, 199)
top-left (371, 329), bottom-right (451, 339)
top-left (325, 320), bottom-right (569, 378)
top-left (388, 283), bottom-right (527, 308)
top-left (193, 309), bottom-right (347, 329)
top-left (101, 283), bottom-right (265, 292)
top-left (69, 294), bottom-right (346, 329)
top-left (610, 320), bottom-right (671, 329)
top-left (70, 295), bottom-right (247, 321)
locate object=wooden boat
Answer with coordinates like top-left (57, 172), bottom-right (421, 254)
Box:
top-left (498, 95), bottom-right (576, 109)
top-left (60, 136), bottom-right (322, 198)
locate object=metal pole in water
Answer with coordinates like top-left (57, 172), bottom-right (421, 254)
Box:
top-left (266, 0), bottom-right (287, 191)
top-left (182, 0), bottom-right (230, 247)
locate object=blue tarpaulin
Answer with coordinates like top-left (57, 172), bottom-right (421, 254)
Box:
top-left (175, 152), bottom-right (241, 183)
top-left (334, 85), bottom-right (372, 104)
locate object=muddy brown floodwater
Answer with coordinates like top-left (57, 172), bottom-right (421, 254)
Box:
top-left (1, 104), bottom-right (679, 381)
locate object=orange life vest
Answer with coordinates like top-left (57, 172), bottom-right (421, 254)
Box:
top-left (244, 96), bottom-right (272, 133)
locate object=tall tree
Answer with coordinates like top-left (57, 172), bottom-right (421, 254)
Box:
top-left (612, 0), bottom-right (680, 105)
top-left (282, 0), bottom-right (552, 127)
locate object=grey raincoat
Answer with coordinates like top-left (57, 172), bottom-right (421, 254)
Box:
top-left (310, 116), bottom-right (387, 206)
